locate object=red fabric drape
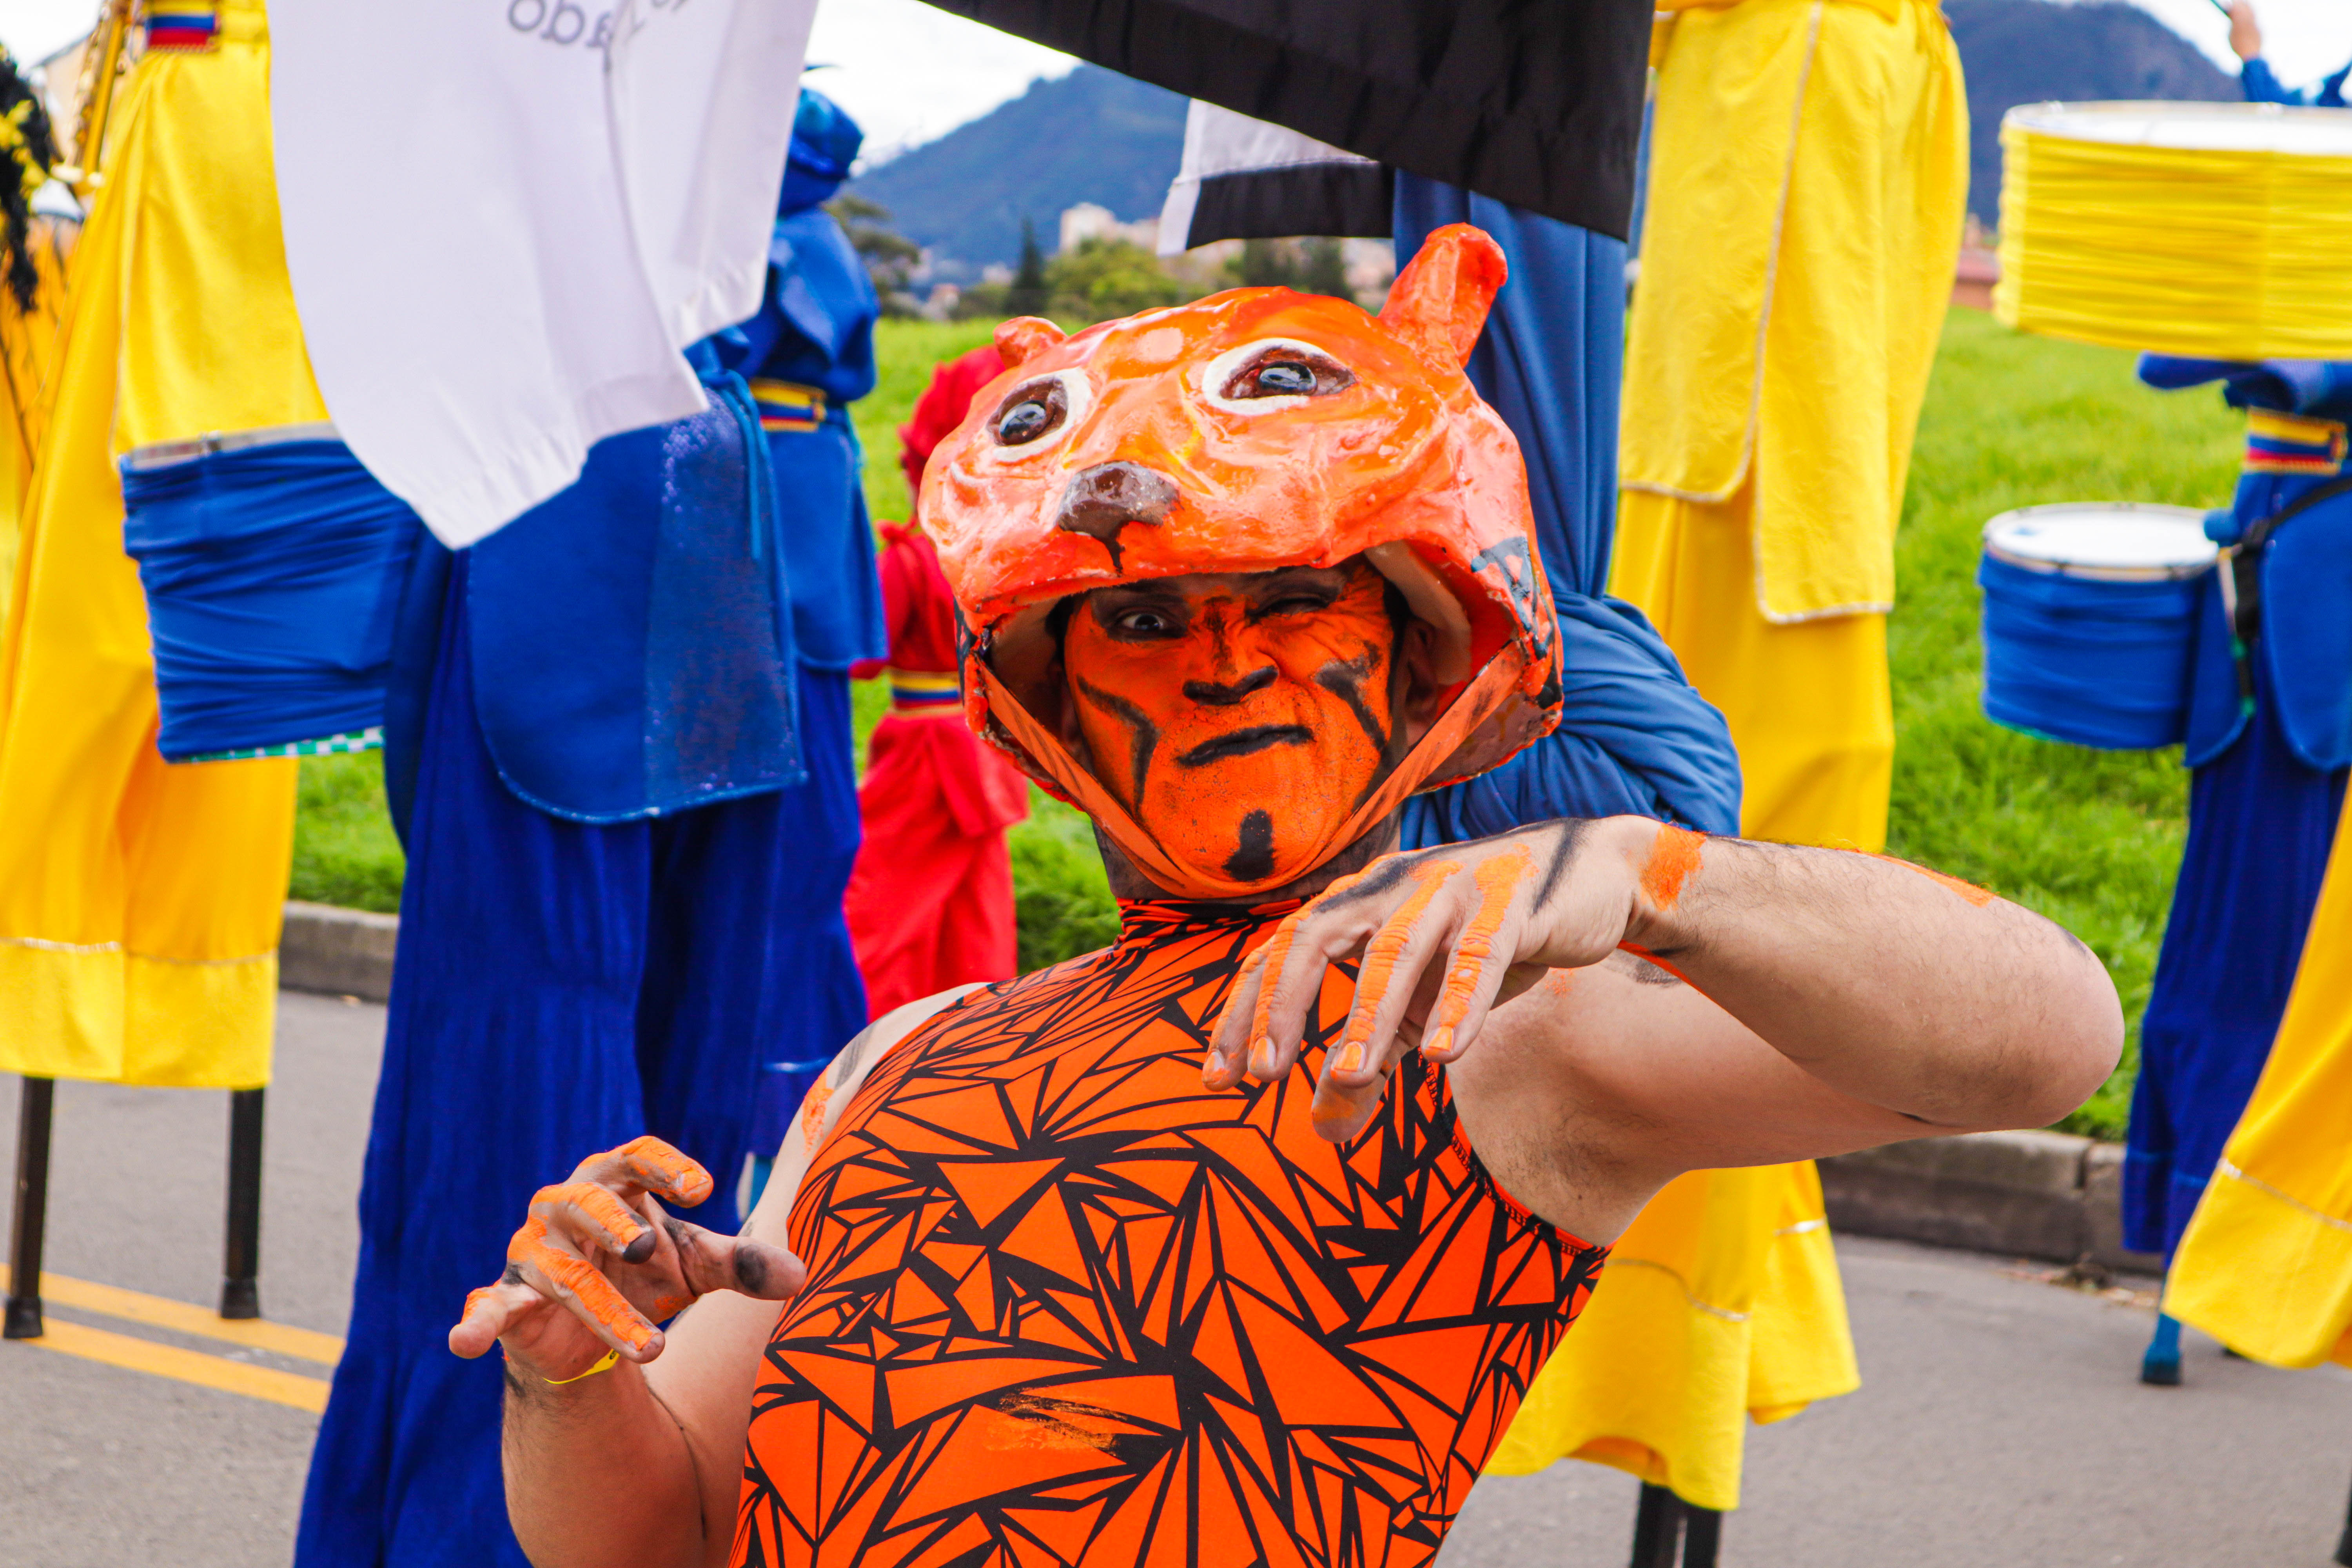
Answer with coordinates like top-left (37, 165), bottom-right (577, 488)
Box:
top-left (849, 343), bottom-right (1028, 1016)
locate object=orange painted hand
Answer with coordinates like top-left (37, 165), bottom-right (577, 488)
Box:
top-left (1204, 817), bottom-right (1697, 1142)
top-left (447, 1136), bottom-right (806, 1382)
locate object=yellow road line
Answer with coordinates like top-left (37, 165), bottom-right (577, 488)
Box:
top-left (0, 1265), bottom-right (344, 1365)
top-left (19, 1319), bottom-right (330, 1413)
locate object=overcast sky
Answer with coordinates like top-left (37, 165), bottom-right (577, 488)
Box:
top-left (0, 0), bottom-right (2347, 165)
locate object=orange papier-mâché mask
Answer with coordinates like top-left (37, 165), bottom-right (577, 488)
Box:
top-left (920, 223), bottom-right (1564, 900)
top-left (1065, 562), bottom-right (1401, 889)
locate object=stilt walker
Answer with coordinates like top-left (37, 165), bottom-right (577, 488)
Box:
top-left (1586, 0), bottom-right (1968, 1522)
top-left (297, 88), bottom-right (880, 1568)
top-left (0, 1), bottom-right (308, 1319)
top-left (2125, 358), bottom-right (2352, 1384)
top-left (841, 345), bottom-right (1032, 1022)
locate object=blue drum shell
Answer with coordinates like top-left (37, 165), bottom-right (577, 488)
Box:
top-left (1978, 551), bottom-right (2208, 751)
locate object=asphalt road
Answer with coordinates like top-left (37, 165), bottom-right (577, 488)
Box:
top-left (2, 993), bottom-right (2348, 1567)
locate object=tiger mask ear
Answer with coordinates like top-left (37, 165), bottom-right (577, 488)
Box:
top-left (1379, 223), bottom-right (1506, 370)
top-left (996, 316), bottom-right (1068, 369)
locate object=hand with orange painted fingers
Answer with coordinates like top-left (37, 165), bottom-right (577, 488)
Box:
top-left (1205, 816), bottom-right (1684, 1142)
top-left (447, 1135), bottom-right (807, 1383)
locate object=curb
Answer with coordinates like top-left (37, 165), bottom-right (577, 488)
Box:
top-left (275, 902), bottom-right (2157, 1273)
top-left (1820, 1130), bottom-right (2160, 1275)
top-left (280, 901), bottom-right (398, 1004)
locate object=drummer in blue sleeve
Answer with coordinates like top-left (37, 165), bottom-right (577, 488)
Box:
top-left (2227, 1), bottom-right (2348, 107)
top-left (2125, 352), bottom-right (2352, 1387)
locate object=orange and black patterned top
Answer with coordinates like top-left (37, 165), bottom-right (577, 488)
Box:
top-left (736, 900), bottom-right (1608, 1568)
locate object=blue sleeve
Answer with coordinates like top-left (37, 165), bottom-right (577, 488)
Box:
top-left (2241, 58), bottom-right (2307, 104)
top-left (1400, 593), bottom-right (1743, 848)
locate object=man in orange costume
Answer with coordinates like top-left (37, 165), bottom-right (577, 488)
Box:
top-left (448, 228), bottom-right (2120, 1568)
top-left (843, 347), bottom-right (1032, 1017)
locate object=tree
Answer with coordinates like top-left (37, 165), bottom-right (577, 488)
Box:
top-left (1005, 218), bottom-right (1050, 317)
top-left (1045, 237), bottom-right (1185, 323)
top-left (1223, 238), bottom-right (1355, 302)
top-left (1297, 238), bottom-right (1352, 302)
top-left (825, 193), bottom-right (926, 316)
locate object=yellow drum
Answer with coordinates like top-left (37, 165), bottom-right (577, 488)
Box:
top-left (1995, 101), bottom-right (2352, 360)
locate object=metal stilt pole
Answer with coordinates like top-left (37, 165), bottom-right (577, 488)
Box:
top-left (5, 1077), bottom-right (55, 1339)
top-left (220, 1087), bottom-right (265, 1319)
top-left (1630, 1482), bottom-right (1681, 1568)
top-left (1681, 1503), bottom-right (1722, 1568)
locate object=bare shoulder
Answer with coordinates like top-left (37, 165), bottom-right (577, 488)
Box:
top-left (828, 983), bottom-right (989, 1088)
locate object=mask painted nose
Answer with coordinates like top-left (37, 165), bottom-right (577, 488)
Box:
top-left (1054, 462), bottom-right (1177, 570)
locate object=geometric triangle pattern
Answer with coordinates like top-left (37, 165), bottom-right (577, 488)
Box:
top-left (736, 900), bottom-right (1607, 1568)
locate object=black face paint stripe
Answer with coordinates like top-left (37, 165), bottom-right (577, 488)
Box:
top-left (1314, 648), bottom-right (1392, 757)
top-left (1073, 675), bottom-right (1160, 805)
top-left (1175, 725), bottom-right (1312, 767)
top-left (1225, 810), bottom-right (1275, 881)
top-left (1531, 819), bottom-right (1592, 911)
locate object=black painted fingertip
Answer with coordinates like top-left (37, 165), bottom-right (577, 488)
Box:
top-left (621, 1228), bottom-right (658, 1265)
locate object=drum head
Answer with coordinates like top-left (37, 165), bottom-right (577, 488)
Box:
top-left (1982, 503), bottom-right (2218, 581)
top-left (2004, 101), bottom-right (2352, 158)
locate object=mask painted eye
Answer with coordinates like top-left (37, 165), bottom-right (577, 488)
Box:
top-left (994, 380), bottom-right (1069, 446)
top-left (1249, 361), bottom-right (1317, 397)
top-left (1203, 340), bottom-right (1356, 410)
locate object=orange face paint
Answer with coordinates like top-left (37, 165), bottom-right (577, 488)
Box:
top-left (508, 1215), bottom-right (656, 1351)
top-left (1877, 854), bottom-right (1998, 907)
top-left (608, 1134), bottom-right (714, 1207)
top-left (921, 226), bottom-right (1571, 902)
top-left (1424, 846), bottom-right (1533, 1059)
top-left (1638, 823), bottom-right (1706, 913)
top-left (1338, 858), bottom-right (1460, 1063)
top-left (799, 1076), bottom-right (837, 1155)
top-left (1066, 563), bottom-right (1398, 892)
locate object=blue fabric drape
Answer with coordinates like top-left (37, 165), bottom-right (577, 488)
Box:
top-left (452, 354), bottom-right (804, 825)
top-left (2241, 55), bottom-right (2350, 107)
top-left (2123, 653), bottom-right (2347, 1257)
top-left (2140, 355), bottom-right (2352, 771)
top-left (1392, 174), bottom-right (1742, 841)
top-left (297, 557), bottom-right (866, 1568)
top-left (121, 439), bottom-right (425, 760)
top-left (713, 88), bottom-right (888, 674)
top-left (1406, 595), bottom-right (1742, 840)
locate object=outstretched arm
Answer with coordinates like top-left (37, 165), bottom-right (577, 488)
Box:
top-left (1206, 818), bottom-right (2122, 1239)
top-left (452, 987), bottom-right (977, 1568)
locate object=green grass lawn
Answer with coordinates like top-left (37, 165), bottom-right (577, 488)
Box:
top-left (292, 309), bottom-right (2240, 1137)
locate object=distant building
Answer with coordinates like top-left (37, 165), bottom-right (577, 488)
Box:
top-left (1059, 202), bottom-right (1159, 253)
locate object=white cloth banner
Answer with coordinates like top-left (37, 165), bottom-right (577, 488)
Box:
top-left (1157, 100), bottom-right (1374, 255)
top-left (271, 0), bottom-right (816, 548)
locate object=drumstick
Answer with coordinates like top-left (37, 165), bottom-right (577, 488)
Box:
top-left (2203, 0), bottom-right (2231, 16)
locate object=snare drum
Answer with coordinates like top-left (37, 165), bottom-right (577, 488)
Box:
top-left (1978, 503), bottom-right (2218, 750)
top-left (1996, 101), bottom-right (2352, 360)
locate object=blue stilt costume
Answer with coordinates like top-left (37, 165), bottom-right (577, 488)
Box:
top-left (296, 91), bottom-right (882, 1568)
top-left (2128, 355), bottom-right (2352, 1385)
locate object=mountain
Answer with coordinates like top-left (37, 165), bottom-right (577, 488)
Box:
top-left (1948, 0), bottom-right (2236, 224)
top-left (851, 3), bottom-right (2235, 268)
top-left (849, 66), bottom-right (1186, 280)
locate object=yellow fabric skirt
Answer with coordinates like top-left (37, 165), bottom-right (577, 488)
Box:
top-left (1485, 1163), bottom-right (1857, 1511)
top-left (2166, 787), bottom-right (2352, 1370)
top-left (0, 216), bottom-right (74, 634)
top-left (0, 1), bottom-right (309, 1089)
top-left (1612, 485), bottom-right (1895, 850)
top-left (1621, 0), bottom-right (1966, 622)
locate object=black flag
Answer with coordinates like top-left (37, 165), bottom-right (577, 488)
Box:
top-left (920, 0), bottom-right (1651, 241)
